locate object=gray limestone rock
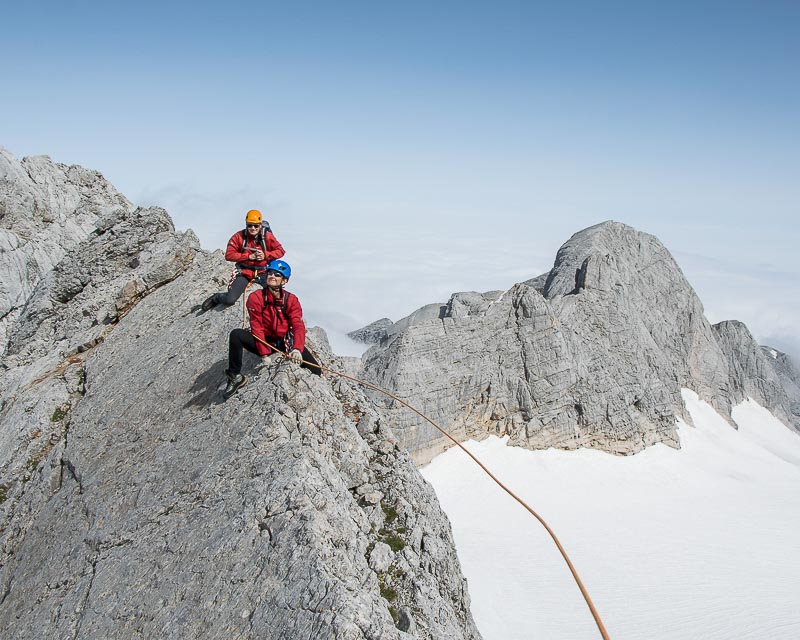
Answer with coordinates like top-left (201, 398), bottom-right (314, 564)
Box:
top-left (0, 148), bottom-right (480, 640)
top-left (349, 317), bottom-right (394, 345)
top-left (521, 272), bottom-right (549, 294)
top-left (369, 542), bottom-right (395, 572)
top-left (760, 346), bottom-right (800, 421)
top-left (361, 221), bottom-right (799, 463)
top-left (761, 345), bottom-right (800, 386)
top-left (0, 148), bottom-right (200, 536)
top-left (713, 322), bottom-right (800, 428)
top-left (0, 147), bottom-right (134, 355)
top-left (388, 303), bottom-right (447, 337)
top-left (762, 347), bottom-right (800, 422)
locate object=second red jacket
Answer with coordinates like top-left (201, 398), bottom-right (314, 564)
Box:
top-left (247, 288), bottom-right (307, 355)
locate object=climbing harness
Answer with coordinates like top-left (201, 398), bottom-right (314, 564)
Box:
top-left (247, 335), bottom-right (612, 640)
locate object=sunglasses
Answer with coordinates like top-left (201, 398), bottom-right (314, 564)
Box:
top-left (246, 223), bottom-right (261, 228)
top-left (265, 270), bottom-right (284, 278)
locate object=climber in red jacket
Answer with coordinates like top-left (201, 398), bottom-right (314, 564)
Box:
top-left (202, 209), bottom-right (285, 311)
top-left (224, 259), bottom-right (321, 397)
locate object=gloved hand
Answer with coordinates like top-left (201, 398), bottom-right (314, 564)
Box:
top-left (289, 349), bottom-right (303, 365)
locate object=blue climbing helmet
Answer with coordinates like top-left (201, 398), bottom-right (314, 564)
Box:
top-left (266, 259), bottom-right (291, 280)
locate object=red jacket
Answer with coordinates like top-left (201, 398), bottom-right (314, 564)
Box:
top-left (247, 288), bottom-right (307, 355)
top-left (225, 228), bottom-right (285, 279)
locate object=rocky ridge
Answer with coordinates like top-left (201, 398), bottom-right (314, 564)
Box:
top-left (347, 317), bottom-right (393, 345)
top-left (0, 148), bottom-right (479, 639)
top-left (356, 222), bottom-right (800, 463)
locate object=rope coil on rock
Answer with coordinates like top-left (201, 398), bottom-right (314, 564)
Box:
top-left (244, 330), bottom-right (611, 640)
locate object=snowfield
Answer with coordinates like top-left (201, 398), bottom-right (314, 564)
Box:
top-left (421, 390), bottom-right (800, 640)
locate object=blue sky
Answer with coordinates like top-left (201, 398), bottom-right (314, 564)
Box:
top-left (2, 1), bottom-right (798, 356)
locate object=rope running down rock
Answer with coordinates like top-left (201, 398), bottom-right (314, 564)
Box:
top-left (242, 320), bottom-right (612, 640)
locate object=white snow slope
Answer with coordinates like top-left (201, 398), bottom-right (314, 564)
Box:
top-left (421, 390), bottom-right (800, 640)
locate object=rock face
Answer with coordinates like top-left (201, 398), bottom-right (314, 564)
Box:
top-left (348, 317), bottom-right (393, 345)
top-left (760, 345), bottom-right (800, 421)
top-left (713, 321), bottom-right (800, 428)
top-left (360, 222), bottom-right (800, 463)
top-left (0, 148), bottom-right (480, 639)
top-left (1, 148), bottom-right (134, 356)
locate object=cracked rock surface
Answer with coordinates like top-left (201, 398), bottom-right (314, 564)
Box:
top-left (359, 221), bottom-right (800, 463)
top-left (0, 148), bottom-right (480, 639)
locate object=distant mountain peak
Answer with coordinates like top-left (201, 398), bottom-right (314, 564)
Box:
top-left (357, 221), bottom-right (799, 463)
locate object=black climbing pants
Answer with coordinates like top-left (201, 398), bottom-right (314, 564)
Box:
top-left (214, 274), bottom-right (250, 306)
top-left (228, 328), bottom-right (322, 376)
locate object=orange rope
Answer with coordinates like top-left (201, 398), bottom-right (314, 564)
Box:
top-left (249, 334), bottom-right (611, 640)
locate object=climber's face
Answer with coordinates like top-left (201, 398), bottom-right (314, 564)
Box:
top-left (265, 270), bottom-right (286, 288)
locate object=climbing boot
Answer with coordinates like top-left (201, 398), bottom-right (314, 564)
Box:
top-left (223, 373), bottom-right (247, 398)
top-left (201, 294), bottom-right (218, 312)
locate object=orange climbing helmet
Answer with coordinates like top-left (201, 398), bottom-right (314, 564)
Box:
top-left (245, 209), bottom-right (262, 225)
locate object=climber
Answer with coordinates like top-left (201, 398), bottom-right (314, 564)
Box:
top-left (224, 259), bottom-right (321, 397)
top-left (202, 209), bottom-right (285, 311)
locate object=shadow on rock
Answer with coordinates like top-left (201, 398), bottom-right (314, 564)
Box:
top-left (185, 354), bottom-right (267, 408)
top-left (192, 303), bottom-right (228, 316)
top-left (186, 359), bottom-right (229, 408)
